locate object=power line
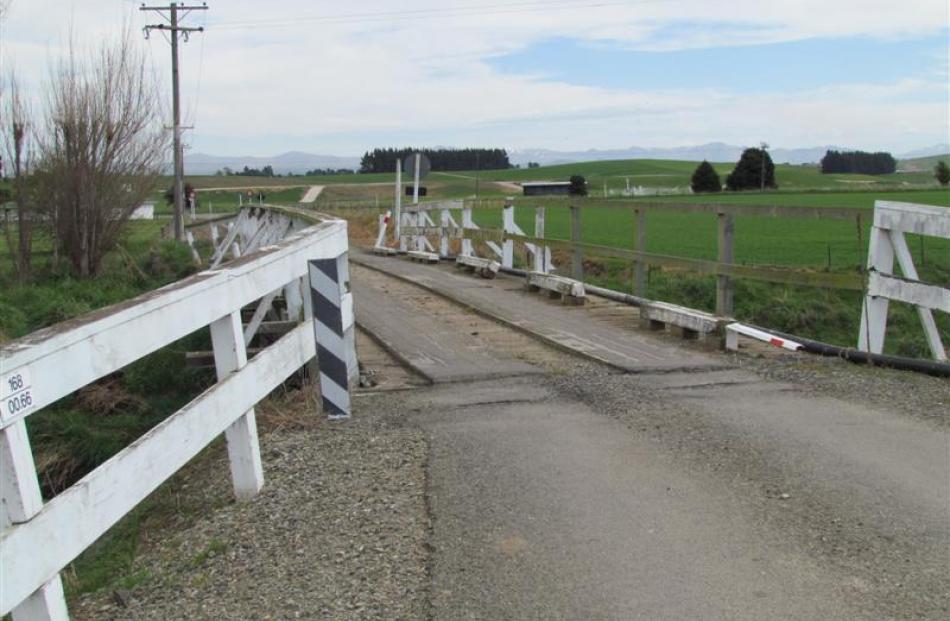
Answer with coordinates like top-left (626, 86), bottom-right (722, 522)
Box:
top-left (210, 0), bottom-right (661, 30)
top-left (140, 2), bottom-right (208, 242)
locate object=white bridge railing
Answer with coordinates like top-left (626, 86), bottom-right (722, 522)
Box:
top-left (377, 199), bottom-right (553, 273)
top-left (859, 201), bottom-right (949, 361)
top-left (1, 214), bottom-right (356, 619)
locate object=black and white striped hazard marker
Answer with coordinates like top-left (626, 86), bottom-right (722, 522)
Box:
top-left (308, 255), bottom-right (356, 420)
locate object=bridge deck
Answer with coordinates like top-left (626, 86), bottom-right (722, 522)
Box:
top-left (353, 250), bottom-right (729, 373)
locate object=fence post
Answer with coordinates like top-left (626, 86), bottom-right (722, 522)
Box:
top-left (570, 202), bottom-right (583, 281)
top-left (1, 421), bottom-right (69, 620)
top-left (502, 201), bottom-right (515, 268)
top-left (308, 252), bottom-right (355, 420)
top-left (716, 212), bottom-right (734, 316)
top-left (534, 206), bottom-right (547, 273)
top-left (210, 311), bottom-right (265, 500)
top-left (858, 226), bottom-right (895, 354)
top-left (633, 208), bottom-right (646, 297)
top-left (394, 159), bottom-right (402, 247)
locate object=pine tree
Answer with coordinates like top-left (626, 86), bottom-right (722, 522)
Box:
top-left (690, 160), bottom-right (721, 193)
top-left (726, 148), bottom-right (777, 191)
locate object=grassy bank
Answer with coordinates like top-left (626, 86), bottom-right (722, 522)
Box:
top-left (0, 221), bottom-right (220, 597)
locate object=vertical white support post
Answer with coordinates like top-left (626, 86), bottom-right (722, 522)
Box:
top-left (412, 153), bottom-right (421, 205)
top-left (440, 208), bottom-right (451, 257)
top-left (394, 159), bottom-right (402, 248)
top-left (308, 253), bottom-right (356, 420)
top-left (210, 223), bottom-right (219, 244)
top-left (185, 230), bottom-right (201, 264)
top-left (501, 202), bottom-right (514, 269)
top-left (534, 206), bottom-right (547, 273)
top-left (858, 226), bottom-right (895, 354)
top-left (1, 421), bottom-right (70, 621)
top-left (415, 210), bottom-right (427, 252)
top-left (284, 276), bottom-right (305, 322)
top-left (210, 311), bottom-right (264, 500)
top-left (375, 213), bottom-right (388, 248)
top-left (462, 207), bottom-right (474, 257)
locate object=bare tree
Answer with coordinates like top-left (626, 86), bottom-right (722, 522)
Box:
top-left (34, 28), bottom-right (169, 278)
top-left (1, 71), bottom-right (35, 280)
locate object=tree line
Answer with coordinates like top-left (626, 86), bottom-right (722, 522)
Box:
top-left (359, 148), bottom-right (511, 173)
top-left (820, 150), bottom-right (896, 175)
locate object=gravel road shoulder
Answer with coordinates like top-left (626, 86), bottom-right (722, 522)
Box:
top-left (71, 388), bottom-right (429, 621)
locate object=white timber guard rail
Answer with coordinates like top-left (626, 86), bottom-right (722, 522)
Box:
top-left (858, 201), bottom-right (949, 361)
top-left (379, 199), bottom-right (554, 273)
top-left (0, 215), bottom-right (356, 620)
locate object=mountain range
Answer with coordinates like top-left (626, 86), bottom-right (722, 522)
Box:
top-left (182, 143), bottom-right (950, 175)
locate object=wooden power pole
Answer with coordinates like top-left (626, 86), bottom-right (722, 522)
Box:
top-left (141, 2), bottom-right (208, 241)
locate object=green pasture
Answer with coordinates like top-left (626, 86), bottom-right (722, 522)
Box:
top-left (467, 190), bottom-right (949, 271)
top-left (171, 154), bottom-right (948, 206)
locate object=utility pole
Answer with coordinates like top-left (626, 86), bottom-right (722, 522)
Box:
top-left (760, 141), bottom-right (769, 191)
top-left (141, 2), bottom-right (208, 241)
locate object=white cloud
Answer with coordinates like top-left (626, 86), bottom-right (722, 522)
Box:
top-left (2, 0), bottom-right (948, 154)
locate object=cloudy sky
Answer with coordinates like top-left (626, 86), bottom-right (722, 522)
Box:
top-left (2, 0), bottom-right (948, 156)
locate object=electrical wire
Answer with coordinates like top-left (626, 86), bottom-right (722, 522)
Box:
top-left (185, 8), bottom-right (207, 131)
top-left (210, 0), bottom-right (665, 31)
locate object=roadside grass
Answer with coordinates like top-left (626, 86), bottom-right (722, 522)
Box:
top-left (0, 221), bottom-right (226, 599)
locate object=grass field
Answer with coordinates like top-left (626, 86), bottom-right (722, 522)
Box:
top-left (467, 189), bottom-right (949, 268)
top-left (169, 155), bottom-right (948, 208)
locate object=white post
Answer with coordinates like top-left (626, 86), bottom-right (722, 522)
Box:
top-left (375, 213), bottom-right (389, 248)
top-left (858, 226), bottom-right (895, 354)
top-left (501, 202), bottom-right (514, 268)
top-left (394, 159), bottom-right (402, 248)
top-left (534, 206), bottom-right (547, 273)
top-left (283, 277), bottom-right (305, 322)
top-left (210, 311), bottom-right (264, 500)
top-left (462, 207), bottom-right (474, 257)
top-left (1, 421), bottom-right (69, 620)
top-left (412, 153), bottom-right (421, 205)
top-left (440, 208), bottom-right (451, 257)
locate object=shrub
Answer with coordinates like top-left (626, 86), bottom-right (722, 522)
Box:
top-left (568, 174), bottom-right (588, 196)
top-left (690, 160), bottom-right (722, 193)
top-left (935, 160), bottom-right (949, 186)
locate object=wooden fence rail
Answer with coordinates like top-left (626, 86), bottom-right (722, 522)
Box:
top-left (0, 216), bottom-right (354, 620)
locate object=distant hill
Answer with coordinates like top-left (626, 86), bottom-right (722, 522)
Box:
top-left (897, 153), bottom-right (950, 172)
top-left (183, 151), bottom-right (361, 175)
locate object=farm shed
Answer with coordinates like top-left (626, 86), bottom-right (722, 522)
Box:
top-left (522, 181), bottom-right (571, 196)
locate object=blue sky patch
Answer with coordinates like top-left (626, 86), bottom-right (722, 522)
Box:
top-left (488, 31), bottom-right (949, 93)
